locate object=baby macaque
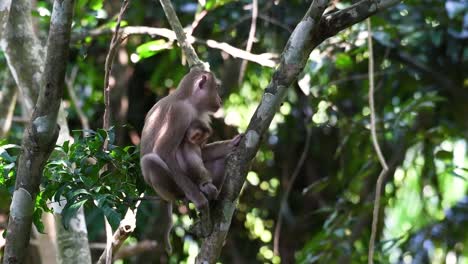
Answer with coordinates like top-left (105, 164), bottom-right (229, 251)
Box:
top-left (177, 119), bottom-right (219, 200)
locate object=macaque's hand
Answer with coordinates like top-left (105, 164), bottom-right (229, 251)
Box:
top-left (200, 182), bottom-right (219, 200)
top-left (229, 133), bottom-right (244, 148)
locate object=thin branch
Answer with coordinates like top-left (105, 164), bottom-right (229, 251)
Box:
top-left (103, 0), bottom-right (130, 132)
top-left (99, 1), bottom-right (130, 263)
top-left (238, 0), bottom-right (258, 85)
top-left (113, 240), bottom-right (158, 260)
top-left (273, 117), bottom-right (312, 255)
top-left (158, 0), bottom-right (205, 70)
top-left (366, 18), bottom-right (389, 264)
top-left (189, 9), bottom-right (208, 36)
top-left (74, 26), bottom-right (277, 67)
top-left (104, 217), bottom-right (113, 264)
top-left (65, 66), bottom-right (90, 131)
top-left (97, 209), bottom-right (139, 264)
top-left (11, 116), bottom-right (29, 123)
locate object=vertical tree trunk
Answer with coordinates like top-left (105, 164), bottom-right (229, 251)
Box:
top-left (2, 0), bottom-right (76, 263)
top-left (1, 0), bottom-right (92, 262)
top-left (53, 207), bottom-right (92, 264)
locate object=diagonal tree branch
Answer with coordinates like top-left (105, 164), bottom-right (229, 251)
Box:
top-left (197, 1), bottom-right (330, 262)
top-left (197, 0), bottom-right (402, 262)
top-left (159, 0), bottom-right (206, 70)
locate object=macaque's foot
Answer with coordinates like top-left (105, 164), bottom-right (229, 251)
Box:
top-left (200, 182), bottom-right (219, 200)
top-left (189, 219), bottom-right (213, 238)
top-left (230, 133), bottom-right (244, 147)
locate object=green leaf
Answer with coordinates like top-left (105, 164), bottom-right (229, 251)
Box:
top-left (63, 140), bottom-right (70, 154)
top-left (335, 53), bottom-right (353, 70)
top-left (435, 150), bottom-right (452, 161)
top-left (0, 148), bottom-right (15, 163)
top-left (100, 204), bottom-right (122, 228)
top-left (136, 40), bottom-right (169, 59)
top-left (54, 184), bottom-right (69, 203)
top-left (62, 199), bottom-right (87, 229)
top-left (70, 188), bottom-right (91, 200)
top-left (89, 0), bottom-right (103, 11)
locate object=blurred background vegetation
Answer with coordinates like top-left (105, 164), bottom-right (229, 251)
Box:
top-left (1, 0), bottom-right (467, 263)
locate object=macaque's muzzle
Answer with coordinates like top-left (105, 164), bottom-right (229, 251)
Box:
top-left (213, 95), bottom-right (222, 110)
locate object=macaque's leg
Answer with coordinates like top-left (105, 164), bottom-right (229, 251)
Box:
top-left (204, 158), bottom-right (227, 191)
top-left (143, 154), bottom-right (213, 236)
top-left (141, 154), bottom-right (207, 209)
top-left (140, 154), bottom-right (177, 201)
top-left (165, 156), bottom-right (214, 236)
top-left (177, 145), bottom-right (219, 200)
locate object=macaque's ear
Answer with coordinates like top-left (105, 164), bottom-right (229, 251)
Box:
top-left (198, 74), bottom-right (208, 90)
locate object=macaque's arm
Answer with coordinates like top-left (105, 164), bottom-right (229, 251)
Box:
top-left (202, 140), bottom-right (232, 161)
top-left (202, 134), bottom-right (242, 161)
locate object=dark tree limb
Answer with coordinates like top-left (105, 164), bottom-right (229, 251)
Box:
top-left (197, 0), bottom-right (402, 262)
top-left (2, 0), bottom-right (75, 263)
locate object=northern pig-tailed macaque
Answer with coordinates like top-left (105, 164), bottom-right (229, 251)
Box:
top-left (140, 68), bottom-right (242, 254)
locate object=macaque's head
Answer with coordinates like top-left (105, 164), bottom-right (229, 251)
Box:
top-left (177, 70), bottom-right (222, 112)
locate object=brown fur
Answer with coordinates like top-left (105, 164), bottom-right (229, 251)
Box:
top-left (140, 69), bottom-right (241, 254)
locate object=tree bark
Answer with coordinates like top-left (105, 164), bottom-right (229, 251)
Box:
top-left (1, 0), bottom-right (92, 262)
top-left (2, 0), bottom-right (76, 263)
top-left (1, 0), bottom-right (42, 112)
top-left (53, 207), bottom-right (92, 264)
top-left (196, 0), bottom-right (402, 262)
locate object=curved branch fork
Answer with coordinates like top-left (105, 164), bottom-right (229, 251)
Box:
top-left (196, 1), bottom-right (329, 262)
top-left (195, 0), bottom-right (402, 262)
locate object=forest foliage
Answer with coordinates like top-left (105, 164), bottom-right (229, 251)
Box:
top-left (1, 0), bottom-right (467, 263)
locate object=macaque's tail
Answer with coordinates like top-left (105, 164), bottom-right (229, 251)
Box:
top-left (163, 201), bottom-right (173, 255)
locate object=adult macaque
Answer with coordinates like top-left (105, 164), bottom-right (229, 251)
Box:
top-left (140, 68), bottom-right (241, 253)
